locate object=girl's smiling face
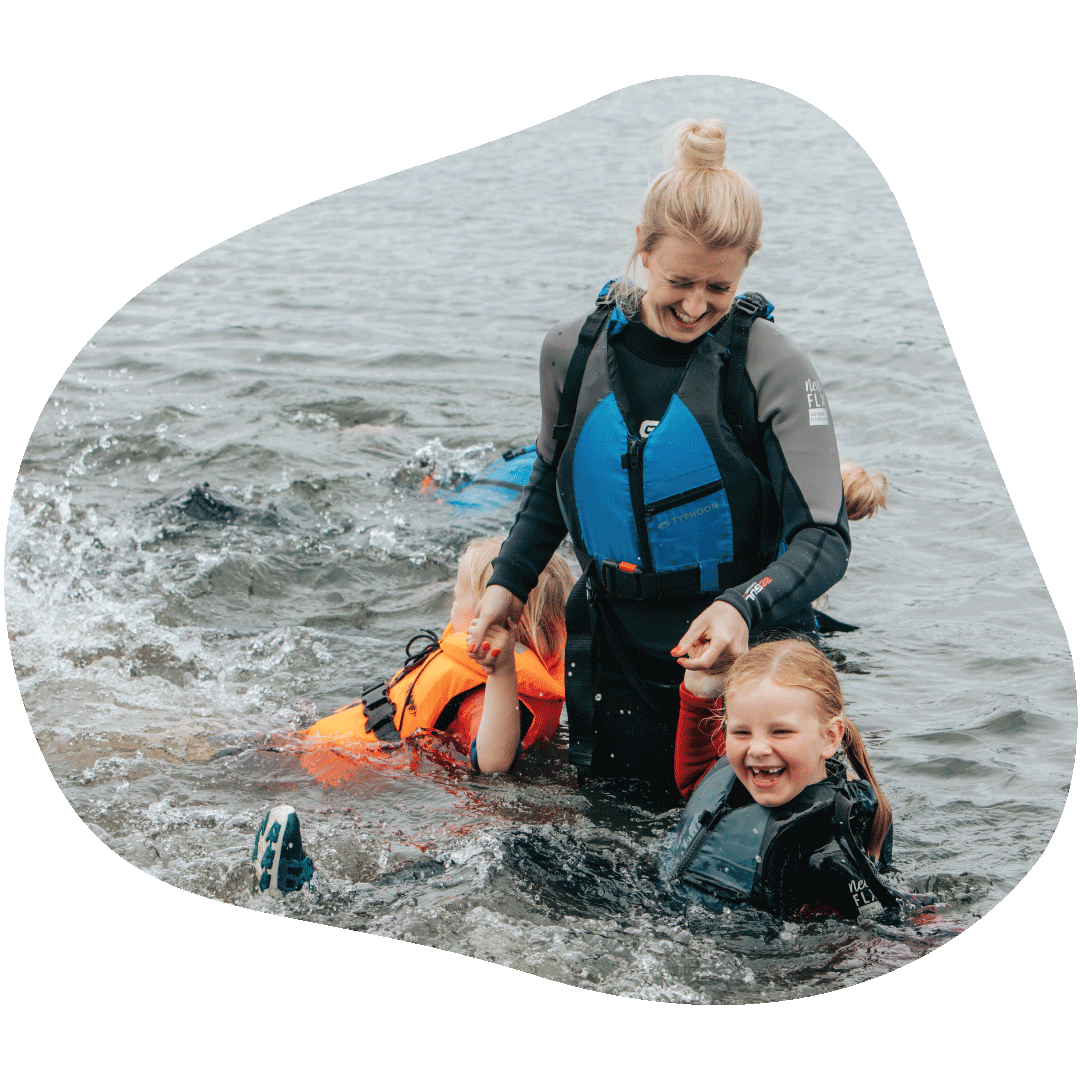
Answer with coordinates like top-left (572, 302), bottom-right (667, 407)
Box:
top-left (723, 678), bottom-right (843, 807)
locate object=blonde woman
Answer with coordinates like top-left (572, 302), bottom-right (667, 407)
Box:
top-left (469, 120), bottom-right (850, 800)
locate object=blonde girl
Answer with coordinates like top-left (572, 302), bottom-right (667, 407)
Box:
top-left (669, 639), bottom-right (900, 919)
top-left (303, 537), bottom-right (576, 775)
top-left (716, 639), bottom-right (891, 858)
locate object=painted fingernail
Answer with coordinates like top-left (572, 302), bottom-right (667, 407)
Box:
top-left (491, 648), bottom-right (501, 658)
top-left (670, 647), bottom-right (682, 656)
top-left (466, 642), bottom-right (475, 653)
top-left (481, 642), bottom-right (490, 652)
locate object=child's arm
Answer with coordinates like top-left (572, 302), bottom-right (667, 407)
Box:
top-left (674, 645), bottom-right (729, 799)
top-left (681, 660), bottom-right (727, 702)
top-left (473, 622), bottom-right (522, 773)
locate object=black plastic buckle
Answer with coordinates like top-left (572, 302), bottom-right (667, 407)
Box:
top-left (585, 573), bottom-right (597, 603)
top-left (734, 294), bottom-right (761, 317)
top-left (599, 559), bottom-right (660, 601)
top-left (360, 679), bottom-right (399, 742)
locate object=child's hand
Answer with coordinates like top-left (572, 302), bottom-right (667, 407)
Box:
top-left (477, 621), bottom-right (517, 674)
top-left (680, 640), bottom-right (730, 700)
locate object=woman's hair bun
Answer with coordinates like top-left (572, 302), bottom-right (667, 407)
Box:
top-left (668, 119), bottom-right (728, 170)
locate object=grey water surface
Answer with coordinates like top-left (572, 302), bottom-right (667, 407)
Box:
top-left (6, 76), bottom-right (1074, 1003)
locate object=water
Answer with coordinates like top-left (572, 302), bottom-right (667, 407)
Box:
top-left (5, 77), bottom-right (1075, 1003)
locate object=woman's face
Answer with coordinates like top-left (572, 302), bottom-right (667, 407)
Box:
top-left (723, 678), bottom-right (843, 808)
top-left (639, 234), bottom-right (748, 341)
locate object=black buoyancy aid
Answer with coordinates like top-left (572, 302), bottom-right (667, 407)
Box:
top-left (552, 284), bottom-right (781, 603)
top-left (664, 757), bottom-right (904, 920)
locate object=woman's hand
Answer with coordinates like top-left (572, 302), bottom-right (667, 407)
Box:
top-left (671, 599), bottom-right (749, 673)
top-left (466, 585), bottom-right (525, 672)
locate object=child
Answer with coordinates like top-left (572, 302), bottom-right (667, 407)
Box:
top-left (252, 538), bottom-right (575, 895)
top-left (301, 536), bottom-right (576, 776)
top-left (666, 639), bottom-right (904, 920)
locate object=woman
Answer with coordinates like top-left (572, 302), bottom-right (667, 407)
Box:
top-left (468, 119), bottom-right (849, 800)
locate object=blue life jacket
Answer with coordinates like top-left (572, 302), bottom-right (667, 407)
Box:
top-left (664, 757), bottom-right (903, 920)
top-left (554, 285), bottom-right (782, 602)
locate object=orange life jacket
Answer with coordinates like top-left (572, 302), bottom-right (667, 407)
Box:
top-left (303, 625), bottom-right (564, 749)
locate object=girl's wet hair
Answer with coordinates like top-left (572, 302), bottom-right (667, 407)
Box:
top-left (841, 460), bottom-right (888, 521)
top-left (722, 639), bottom-right (893, 859)
top-left (457, 536), bottom-right (576, 667)
top-left (610, 118), bottom-right (762, 314)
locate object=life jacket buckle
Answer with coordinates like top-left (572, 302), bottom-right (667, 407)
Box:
top-left (600, 559), bottom-right (660, 601)
top-left (733, 294), bottom-right (762, 317)
top-left (360, 679), bottom-right (400, 742)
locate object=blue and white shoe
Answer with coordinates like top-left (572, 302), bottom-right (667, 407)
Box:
top-left (251, 805), bottom-right (314, 896)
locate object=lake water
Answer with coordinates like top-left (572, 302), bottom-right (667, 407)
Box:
top-left (6, 76), bottom-right (1075, 1003)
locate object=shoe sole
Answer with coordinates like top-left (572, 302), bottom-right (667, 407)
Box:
top-left (252, 804), bottom-right (312, 896)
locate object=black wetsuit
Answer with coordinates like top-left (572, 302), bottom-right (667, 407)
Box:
top-left (490, 306), bottom-right (850, 797)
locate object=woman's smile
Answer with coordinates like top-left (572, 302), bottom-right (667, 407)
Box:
top-left (638, 235), bottom-right (747, 342)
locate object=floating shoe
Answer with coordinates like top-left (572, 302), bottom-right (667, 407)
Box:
top-left (251, 804), bottom-right (314, 896)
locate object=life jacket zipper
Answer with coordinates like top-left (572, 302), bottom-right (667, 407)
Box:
top-left (674, 804), bottom-right (728, 877)
top-left (623, 436), bottom-right (654, 573)
top-left (644, 478), bottom-right (726, 519)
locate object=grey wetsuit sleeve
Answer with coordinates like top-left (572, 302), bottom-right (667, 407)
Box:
top-left (718, 319), bottom-right (850, 631)
top-left (487, 315), bottom-right (586, 602)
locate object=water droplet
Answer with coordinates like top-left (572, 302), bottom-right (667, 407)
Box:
top-left (594, 694), bottom-right (602, 701)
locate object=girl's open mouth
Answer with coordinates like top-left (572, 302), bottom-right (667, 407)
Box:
top-left (749, 766), bottom-right (786, 786)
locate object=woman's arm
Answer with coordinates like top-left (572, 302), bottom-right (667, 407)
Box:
top-left (676, 319), bottom-right (851, 670)
top-left (718, 318), bottom-right (851, 630)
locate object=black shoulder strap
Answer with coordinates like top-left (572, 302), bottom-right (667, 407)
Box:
top-left (549, 294), bottom-right (615, 466)
top-left (719, 292), bottom-right (773, 464)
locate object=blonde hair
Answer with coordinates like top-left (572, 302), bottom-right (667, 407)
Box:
top-left (609, 119), bottom-right (762, 314)
top-left (841, 460), bottom-right (888, 521)
top-left (457, 536), bottom-right (576, 668)
top-left (722, 639), bottom-right (892, 860)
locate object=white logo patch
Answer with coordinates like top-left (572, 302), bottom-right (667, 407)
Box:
top-left (639, 420), bottom-right (659, 438)
top-left (805, 379), bottom-right (830, 427)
